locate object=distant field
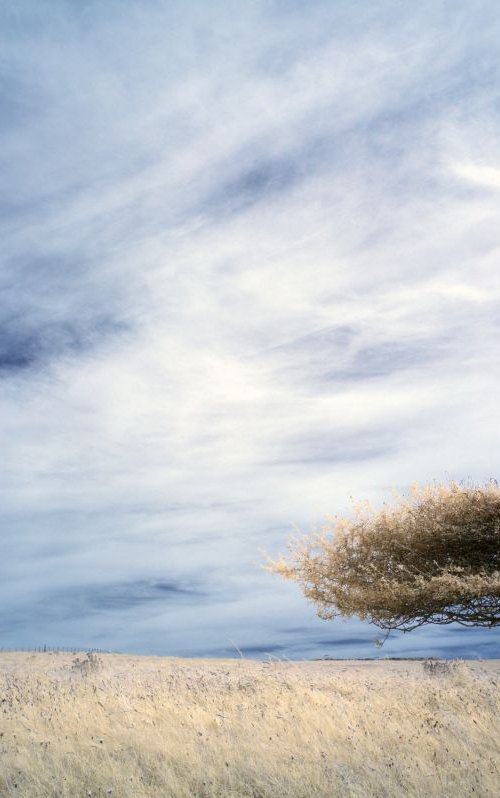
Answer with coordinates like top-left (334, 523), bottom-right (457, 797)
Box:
top-left (0, 653), bottom-right (499, 797)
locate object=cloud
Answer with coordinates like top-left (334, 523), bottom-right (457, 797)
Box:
top-left (272, 427), bottom-right (395, 466)
top-left (0, 315), bottom-right (128, 375)
top-left (452, 162), bottom-right (500, 191)
top-left (0, 0), bottom-right (499, 658)
top-left (0, 579), bottom-right (203, 632)
top-left (201, 156), bottom-right (301, 219)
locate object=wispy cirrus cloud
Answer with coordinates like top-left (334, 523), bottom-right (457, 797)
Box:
top-left (0, 0), bottom-right (499, 657)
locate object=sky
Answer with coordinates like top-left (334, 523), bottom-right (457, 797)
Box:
top-left (1, 0), bottom-right (500, 660)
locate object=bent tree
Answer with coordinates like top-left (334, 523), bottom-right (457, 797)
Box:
top-left (266, 481), bottom-right (500, 634)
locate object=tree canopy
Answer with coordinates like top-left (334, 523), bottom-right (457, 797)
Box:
top-left (266, 481), bottom-right (500, 633)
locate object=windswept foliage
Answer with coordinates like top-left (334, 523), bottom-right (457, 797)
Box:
top-left (267, 481), bottom-right (500, 633)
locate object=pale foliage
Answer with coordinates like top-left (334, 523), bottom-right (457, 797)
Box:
top-left (1, 652), bottom-right (499, 797)
top-left (267, 481), bottom-right (500, 632)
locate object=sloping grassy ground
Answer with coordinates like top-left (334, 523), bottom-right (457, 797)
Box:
top-left (0, 653), bottom-right (499, 797)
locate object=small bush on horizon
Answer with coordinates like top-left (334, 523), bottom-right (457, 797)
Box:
top-left (71, 651), bottom-right (103, 677)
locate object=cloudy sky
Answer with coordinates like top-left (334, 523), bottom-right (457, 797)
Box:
top-left (1, 0), bottom-right (499, 660)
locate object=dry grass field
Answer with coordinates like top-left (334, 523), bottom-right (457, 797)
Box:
top-left (0, 652), bottom-right (499, 797)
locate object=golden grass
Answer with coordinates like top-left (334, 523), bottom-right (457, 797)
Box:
top-left (0, 652), bottom-right (499, 797)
